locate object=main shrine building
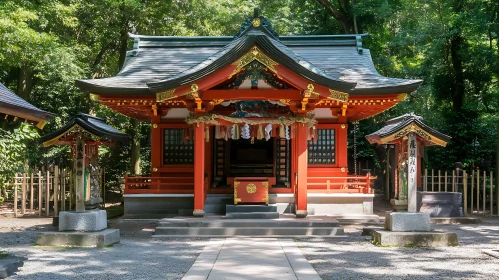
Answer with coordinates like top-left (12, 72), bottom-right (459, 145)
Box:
top-left (76, 12), bottom-right (421, 218)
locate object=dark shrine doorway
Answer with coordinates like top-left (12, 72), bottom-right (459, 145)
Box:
top-left (212, 135), bottom-right (291, 189)
top-left (228, 138), bottom-right (275, 177)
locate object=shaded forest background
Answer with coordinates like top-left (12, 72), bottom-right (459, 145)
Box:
top-left (1, 0), bottom-right (498, 193)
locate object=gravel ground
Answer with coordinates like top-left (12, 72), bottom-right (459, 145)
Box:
top-left (296, 220), bottom-right (499, 280)
top-left (0, 218), bottom-right (208, 279)
top-left (1, 216), bottom-right (499, 279)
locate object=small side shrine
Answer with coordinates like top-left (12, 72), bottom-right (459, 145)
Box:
top-left (37, 113), bottom-right (127, 247)
top-left (366, 114), bottom-right (457, 247)
top-left (366, 113), bottom-right (451, 211)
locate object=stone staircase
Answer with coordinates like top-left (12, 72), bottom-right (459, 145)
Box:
top-left (204, 194), bottom-right (233, 215)
top-left (225, 204), bottom-right (279, 219)
top-left (152, 216), bottom-right (345, 238)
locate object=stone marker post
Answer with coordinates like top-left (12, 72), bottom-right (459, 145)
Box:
top-left (75, 137), bottom-right (85, 212)
top-left (408, 133), bottom-right (417, 212)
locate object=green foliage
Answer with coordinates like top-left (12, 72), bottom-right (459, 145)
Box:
top-left (0, 122), bottom-right (39, 197)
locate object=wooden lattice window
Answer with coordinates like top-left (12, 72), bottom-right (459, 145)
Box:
top-left (308, 129), bottom-right (335, 164)
top-left (163, 129), bottom-right (193, 164)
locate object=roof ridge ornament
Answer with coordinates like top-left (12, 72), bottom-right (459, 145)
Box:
top-left (233, 8), bottom-right (279, 40)
top-left (228, 46), bottom-right (279, 79)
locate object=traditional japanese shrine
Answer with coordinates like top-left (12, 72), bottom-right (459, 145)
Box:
top-left (366, 113), bottom-right (451, 211)
top-left (76, 11), bottom-right (422, 218)
top-left (40, 113), bottom-right (128, 211)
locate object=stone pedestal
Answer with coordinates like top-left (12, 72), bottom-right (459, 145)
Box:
top-left (37, 210), bottom-right (120, 247)
top-left (369, 212), bottom-right (458, 247)
top-left (385, 212), bottom-right (431, 231)
top-left (59, 210), bottom-right (107, 231)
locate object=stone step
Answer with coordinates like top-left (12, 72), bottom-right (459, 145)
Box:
top-left (226, 212), bottom-right (279, 219)
top-left (205, 194), bottom-right (233, 204)
top-left (154, 226), bottom-right (344, 236)
top-left (204, 204), bottom-right (227, 215)
top-left (157, 219), bottom-right (341, 228)
top-left (226, 204), bottom-right (277, 213)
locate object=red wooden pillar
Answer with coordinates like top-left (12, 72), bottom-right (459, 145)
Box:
top-left (151, 121), bottom-right (161, 176)
top-left (337, 123), bottom-right (348, 168)
top-left (296, 124), bottom-right (308, 218)
top-left (193, 123), bottom-right (205, 217)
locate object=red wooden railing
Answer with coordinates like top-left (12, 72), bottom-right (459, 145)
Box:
top-left (307, 174), bottom-right (376, 194)
top-left (124, 174), bottom-right (195, 194)
top-left (124, 174), bottom-right (376, 194)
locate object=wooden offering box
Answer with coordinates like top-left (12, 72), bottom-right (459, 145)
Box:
top-left (234, 177), bottom-right (269, 205)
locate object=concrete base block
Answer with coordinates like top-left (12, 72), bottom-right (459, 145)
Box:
top-left (372, 230), bottom-right (458, 247)
top-left (295, 210), bottom-right (308, 218)
top-left (36, 229), bottom-right (120, 247)
top-left (385, 212), bottom-right (431, 231)
top-left (193, 210), bottom-right (205, 217)
top-left (59, 210), bottom-right (107, 231)
top-left (0, 256), bottom-right (25, 279)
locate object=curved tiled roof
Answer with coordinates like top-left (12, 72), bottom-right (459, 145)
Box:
top-left (76, 16), bottom-right (421, 96)
top-left (40, 113), bottom-right (128, 146)
top-left (366, 113), bottom-right (451, 146)
top-left (0, 82), bottom-right (53, 128)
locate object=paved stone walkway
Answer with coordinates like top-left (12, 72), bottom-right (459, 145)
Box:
top-left (182, 238), bottom-right (321, 280)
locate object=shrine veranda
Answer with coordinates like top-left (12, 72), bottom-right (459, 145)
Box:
top-left (76, 14), bottom-right (422, 218)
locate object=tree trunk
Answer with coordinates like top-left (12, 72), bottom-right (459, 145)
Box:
top-left (316, 0), bottom-right (355, 34)
top-left (17, 65), bottom-right (33, 101)
top-left (129, 119), bottom-right (141, 175)
top-left (117, 25), bottom-right (129, 70)
top-left (450, 34), bottom-right (465, 111)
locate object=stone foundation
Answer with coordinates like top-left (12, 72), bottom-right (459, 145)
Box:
top-left (37, 229), bottom-right (120, 247)
top-left (372, 230), bottom-right (459, 247)
top-left (59, 210), bottom-right (107, 231)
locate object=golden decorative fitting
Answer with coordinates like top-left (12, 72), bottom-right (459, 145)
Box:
top-left (152, 124), bottom-right (158, 128)
top-left (195, 99), bottom-right (203, 110)
top-left (156, 89), bottom-right (176, 102)
top-left (246, 183), bottom-right (257, 194)
top-left (301, 99), bottom-right (308, 111)
top-left (211, 99), bottom-right (224, 105)
top-left (152, 104), bottom-right (158, 116)
top-left (304, 84), bottom-right (320, 99)
top-left (341, 124), bottom-right (346, 129)
top-left (252, 17), bottom-right (261, 27)
top-left (279, 99), bottom-right (291, 105)
top-left (153, 168), bottom-right (158, 172)
top-left (341, 167), bottom-right (346, 172)
top-left (229, 46), bottom-right (278, 78)
top-left (186, 84), bottom-right (200, 99)
top-left (397, 93), bottom-right (406, 101)
top-left (328, 89), bottom-right (349, 102)
top-left (341, 104), bottom-right (348, 117)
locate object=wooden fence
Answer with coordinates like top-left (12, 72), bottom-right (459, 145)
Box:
top-left (422, 169), bottom-right (498, 216)
top-left (7, 165), bottom-right (105, 217)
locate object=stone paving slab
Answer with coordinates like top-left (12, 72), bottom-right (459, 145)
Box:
top-left (182, 238), bottom-right (320, 280)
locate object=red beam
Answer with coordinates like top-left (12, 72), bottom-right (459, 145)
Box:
top-left (202, 89), bottom-right (302, 100)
